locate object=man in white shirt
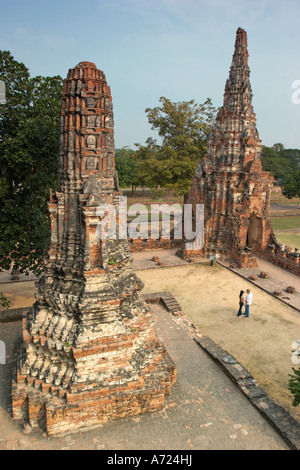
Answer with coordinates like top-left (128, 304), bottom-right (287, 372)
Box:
top-left (244, 289), bottom-right (253, 317)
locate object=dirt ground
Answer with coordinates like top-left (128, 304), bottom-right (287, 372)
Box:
top-left (0, 280), bottom-right (36, 309)
top-left (136, 261), bottom-right (300, 423)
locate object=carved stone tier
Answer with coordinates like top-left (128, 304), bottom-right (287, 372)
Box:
top-left (12, 62), bottom-right (176, 435)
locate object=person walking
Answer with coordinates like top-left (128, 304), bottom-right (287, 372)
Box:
top-left (209, 252), bottom-right (216, 266)
top-left (237, 290), bottom-right (245, 317)
top-left (244, 289), bottom-right (253, 317)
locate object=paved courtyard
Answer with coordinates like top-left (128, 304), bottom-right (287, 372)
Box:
top-left (0, 249), bottom-right (299, 450)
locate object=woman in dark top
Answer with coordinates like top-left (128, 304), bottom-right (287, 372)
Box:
top-left (237, 290), bottom-right (245, 317)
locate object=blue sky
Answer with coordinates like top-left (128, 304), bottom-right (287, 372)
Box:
top-left (1, 0), bottom-right (300, 149)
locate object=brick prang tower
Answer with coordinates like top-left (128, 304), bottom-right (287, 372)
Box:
top-left (12, 62), bottom-right (176, 435)
top-left (183, 28), bottom-right (274, 266)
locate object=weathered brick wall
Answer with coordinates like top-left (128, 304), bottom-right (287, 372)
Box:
top-left (261, 251), bottom-right (300, 276)
top-left (261, 230), bottom-right (300, 276)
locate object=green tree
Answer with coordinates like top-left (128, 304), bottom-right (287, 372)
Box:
top-left (0, 292), bottom-right (10, 309)
top-left (262, 143), bottom-right (300, 181)
top-left (282, 171), bottom-right (300, 199)
top-left (135, 97), bottom-right (217, 200)
top-left (272, 142), bottom-right (284, 153)
top-left (115, 147), bottom-right (143, 195)
top-left (0, 50), bottom-right (64, 276)
top-left (261, 146), bottom-right (281, 178)
top-left (288, 365), bottom-right (300, 407)
top-left (280, 148), bottom-right (300, 175)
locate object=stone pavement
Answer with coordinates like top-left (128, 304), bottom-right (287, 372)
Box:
top-left (0, 301), bottom-right (292, 450)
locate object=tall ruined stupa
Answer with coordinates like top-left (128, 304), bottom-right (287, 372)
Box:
top-left (12, 62), bottom-right (176, 435)
top-left (183, 28), bottom-right (274, 266)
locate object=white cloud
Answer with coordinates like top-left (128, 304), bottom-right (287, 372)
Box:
top-left (42, 34), bottom-right (79, 50)
top-left (13, 26), bottom-right (78, 51)
top-left (14, 27), bottom-right (29, 39)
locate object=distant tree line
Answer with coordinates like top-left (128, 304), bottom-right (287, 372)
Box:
top-left (261, 143), bottom-right (300, 198)
top-left (117, 140), bottom-right (300, 199)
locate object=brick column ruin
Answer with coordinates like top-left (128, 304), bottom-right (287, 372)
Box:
top-left (12, 62), bottom-right (176, 435)
top-left (182, 28), bottom-right (274, 267)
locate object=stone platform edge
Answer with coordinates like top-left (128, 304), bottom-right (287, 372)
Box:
top-left (194, 335), bottom-right (300, 451)
top-left (0, 307), bottom-right (28, 323)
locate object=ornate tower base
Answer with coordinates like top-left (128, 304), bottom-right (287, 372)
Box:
top-left (11, 62), bottom-right (176, 435)
top-left (12, 304), bottom-right (176, 435)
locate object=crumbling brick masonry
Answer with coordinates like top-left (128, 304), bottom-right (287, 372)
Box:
top-left (11, 62), bottom-right (176, 435)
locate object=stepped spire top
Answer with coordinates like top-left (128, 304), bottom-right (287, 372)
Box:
top-left (205, 27), bottom-right (262, 170)
top-left (233, 27), bottom-right (248, 65)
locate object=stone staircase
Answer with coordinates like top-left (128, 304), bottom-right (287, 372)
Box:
top-left (142, 291), bottom-right (182, 316)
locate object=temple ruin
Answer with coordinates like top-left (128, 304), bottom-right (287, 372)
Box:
top-left (181, 28), bottom-right (274, 267)
top-left (11, 62), bottom-right (176, 435)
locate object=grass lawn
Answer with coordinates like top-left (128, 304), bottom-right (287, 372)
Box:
top-left (271, 186), bottom-right (300, 201)
top-left (271, 195), bottom-right (300, 205)
top-left (274, 232), bottom-right (300, 249)
top-left (271, 190), bottom-right (300, 206)
top-left (272, 216), bottom-right (300, 231)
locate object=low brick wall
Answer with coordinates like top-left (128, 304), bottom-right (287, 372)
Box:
top-left (128, 237), bottom-right (182, 252)
top-left (261, 251), bottom-right (300, 277)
